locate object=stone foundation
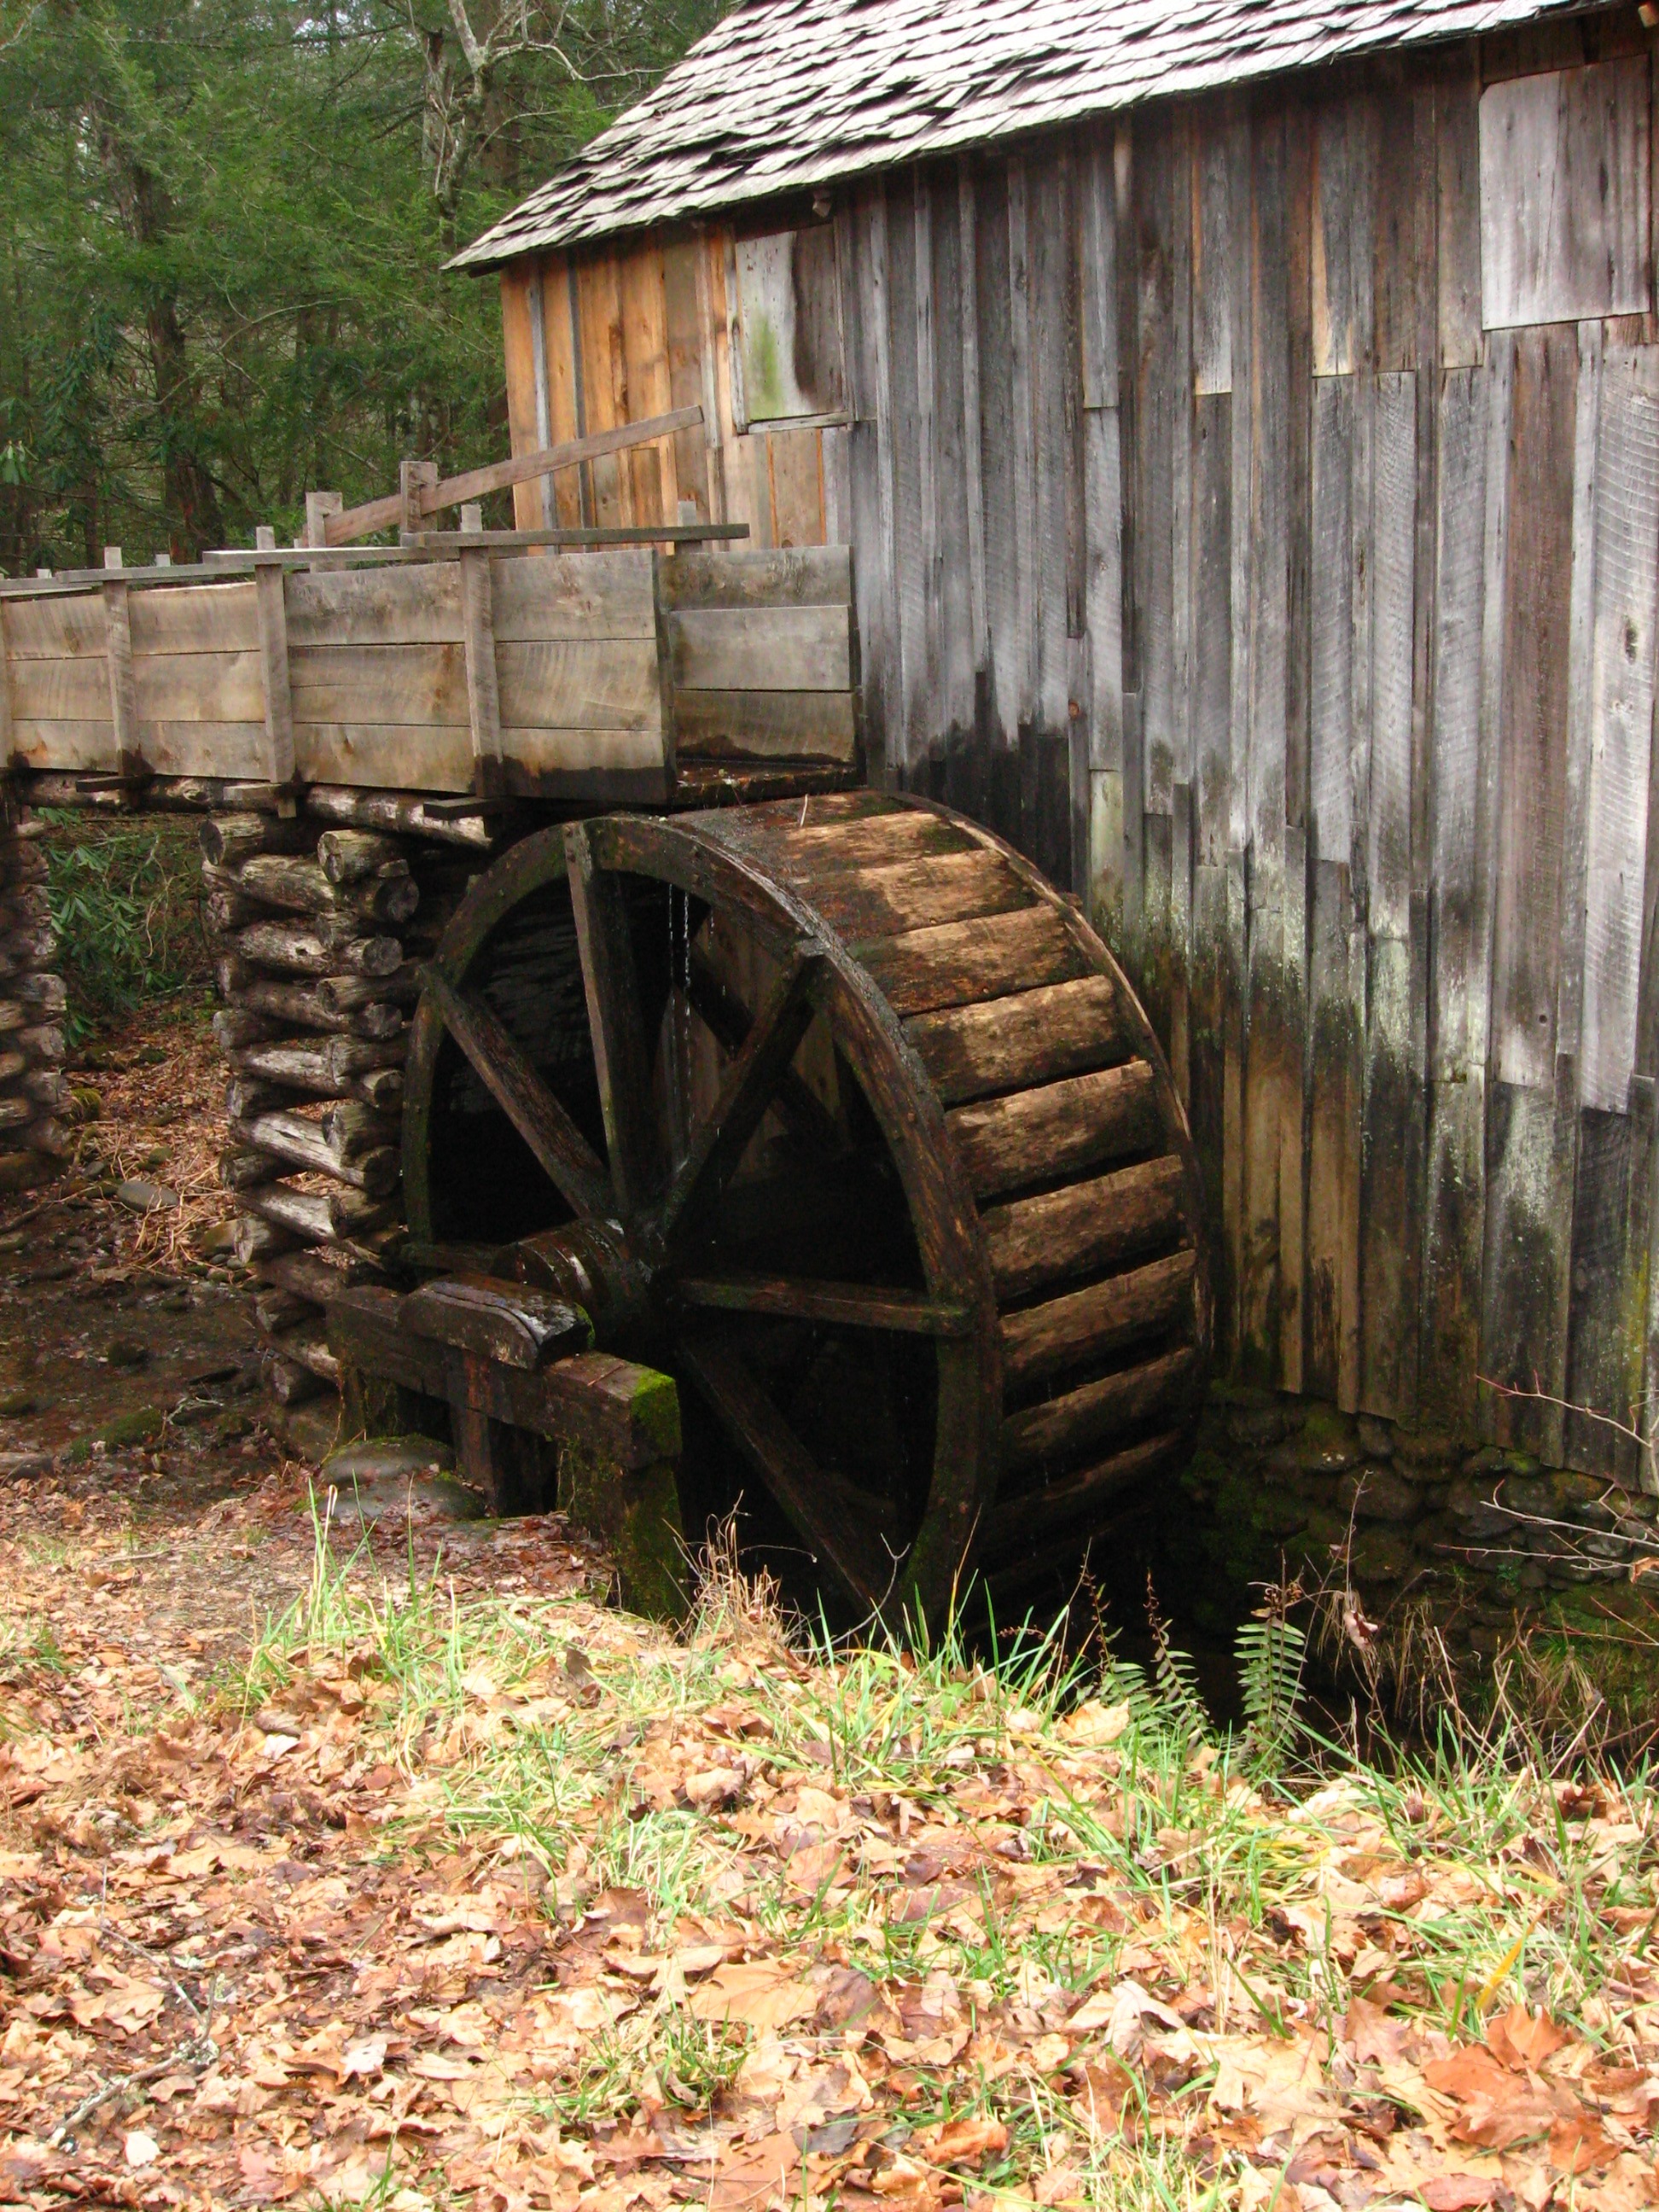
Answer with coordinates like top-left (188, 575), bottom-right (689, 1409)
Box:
top-left (1173, 1386), bottom-right (1659, 1665)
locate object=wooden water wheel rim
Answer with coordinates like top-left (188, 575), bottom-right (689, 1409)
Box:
top-left (403, 795), bottom-right (1210, 1622)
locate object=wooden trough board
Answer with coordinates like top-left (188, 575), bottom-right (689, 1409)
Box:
top-left (0, 545), bottom-right (859, 802)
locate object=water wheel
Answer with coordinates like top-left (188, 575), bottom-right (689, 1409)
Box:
top-left (402, 792), bottom-right (1210, 1621)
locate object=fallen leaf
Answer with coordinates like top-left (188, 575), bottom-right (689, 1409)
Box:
top-left (917, 2116), bottom-right (1008, 2168)
top-left (125, 2129), bottom-right (160, 2168)
top-left (689, 1960), bottom-right (818, 2031)
top-left (1419, 2178), bottom-right (1499, 2209)
top-left (1487, 2005), bottom-right (1570, 2074)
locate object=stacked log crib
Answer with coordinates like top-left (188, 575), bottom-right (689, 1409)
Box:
top-left (204, 805), bottom-right (489, 1405)
top-left (0, 812), bottom-right (67, 1192)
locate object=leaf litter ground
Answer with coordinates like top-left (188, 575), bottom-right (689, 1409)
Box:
top-left (0, 1007), bottom-right (1657, 2212)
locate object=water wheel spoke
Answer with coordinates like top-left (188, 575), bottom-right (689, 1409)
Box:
top-left (674, 1271), bottom-right (972, 1336)
top-left (659, 944), bottom-right (826, 1249)
top-left (675, 1332), bottom-right (899, 1612)
top-left (424, 964), bottom-right (613, 1220)
top-left (567, 825), bottom-right (664, 1215)
top-left (686, 944), bottom-right (845, 1158)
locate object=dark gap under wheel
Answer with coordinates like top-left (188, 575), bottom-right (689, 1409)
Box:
top-left (402, 795), bottom-right (1210, 1625)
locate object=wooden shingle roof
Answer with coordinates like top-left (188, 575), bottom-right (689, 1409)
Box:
top-left (451, 0), bottom-right (1586, 268)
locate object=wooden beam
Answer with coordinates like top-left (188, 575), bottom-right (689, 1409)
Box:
top-left (323, 408), bottom-right (707, 545)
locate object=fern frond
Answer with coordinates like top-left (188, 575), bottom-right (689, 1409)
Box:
top-left (1237, 1610), bottom-right (1307, 1767)
top-left (1148, 1598), bottom-right (1214, 1747)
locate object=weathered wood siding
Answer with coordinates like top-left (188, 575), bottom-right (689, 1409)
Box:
top-left (504, 9), bottom-right (1659, 1477)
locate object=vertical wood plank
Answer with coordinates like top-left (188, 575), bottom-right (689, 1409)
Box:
top-left (1361, 372), bottom-right (1422, 1418)
top-left (854, 189), bottom-right (899, 787)
top-left (1009, 157), bottom-right (1039, 742)
top-left (619, 248), bottom-right (678, 526)
top-left (1436, 53), bottom-right (1485, 370)
top-left (958, 166), bottom-right (988, 672)
top-left (1306, 374), bottom-right (1358, 1401)
top-left (1421, 367), bottom-right (1490, 1426)
top-left (460, 537), bottom-right (503, 797)
top-left (1312, 95), bottom-right (1376, 377)
top-left (1483, 327), bottom-right (1580, 1462)
top-left (527, 265), bottom-right (557, 527)
top-left (1580, 344), bottom-right (1659, 1115)
top-left (887, 178), bottom-right (925, 779)
top-left (1241, 109), bottom-right (1290, 1377)
top-left (929, 171), bottom-right (976, 745)
top-left (1134, 108), bottom-right (1177, 825)
top-left (977, 163), bottom-right (1021, 768)
top-left (102, 550), bottom-right (139, 780)
top-left (254, 560), bottom-right (295, 793)
top-left (1493, 327), bottom-right (1580, 1089)
top-left (1372, 66), bottom-right (1418, 373)
top-left (661, 240), bottom-right (713, 523)
top-left (692, 230), bottom-right (731, 527)
top-left (1193, 108), bottom-right (1235, 397)
top-left (576, 254), bottom-right (631, 528)
top-left (1079, 131), bottom-right (1119, 410)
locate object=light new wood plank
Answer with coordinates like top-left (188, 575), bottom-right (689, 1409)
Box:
top-left (490, 548), bottom-right (657, 641)
top-left (255, 563), bottom-right (295, 787)
top-left (1480, 58), bottom-right (1651, 329)
top-left (619, 246), bottom-right (677, 525)
top-left (129, 581), bottom-right (259, 655)
top-left (290, 643), bottom-right (469, 729)
top-left (294, 720), bottom-right (474, 792)
top-left (140, 719), bottom-right (270, 780)
top-left (661, 546), bottom-right (851, 610)
top-left (9, 718), bottom-right (116, 769)
top-left (9, 655), bottom-right (113, 721)
top-left (672, 689), bottom-right (857, 760)
top-left (499, 724), bottom-right (667, 777)
top-left (667, 604), bottom-right (849, 692)
top-left (495, 639), bottom-right (663, 732)
top-left (130, 648), bottom-right (265, 724)
top-left (499, 263), bottom-right (544, 531)
top-left (1580, 345), bottom-right (1659, 1113)
top-left (3, 594), bottom-right (105, 659)
top-left (286, 564), bottom-right (463, 650)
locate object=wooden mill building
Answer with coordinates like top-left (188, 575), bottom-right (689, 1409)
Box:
top-left (453, 0), bottom-right (1659, 1484)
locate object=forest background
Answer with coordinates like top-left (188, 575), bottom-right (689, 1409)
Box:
top-left (0, 0), bottom-right (728, 574)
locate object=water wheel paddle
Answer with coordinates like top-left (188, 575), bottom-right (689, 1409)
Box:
top-left (403, 792), bottom-right (1210, 1621)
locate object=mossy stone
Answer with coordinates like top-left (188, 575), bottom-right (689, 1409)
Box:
top-left (97, 1405), bottom-right (164, 1449)
top-left (1349, 1525), bottom-right (1416, 1584)
top-left (1336, 1465), bottom-right (1421, 1523)
top-left (0, 1390), bottom-right (37, 1417)
top-left (559, 1442), bottom-right (687, 1621)
top-left (1291, 1403), bottom-right (1361, 1473)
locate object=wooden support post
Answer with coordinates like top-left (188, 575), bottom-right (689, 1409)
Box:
top-left (0, 590), bottom-right (14, 771)
top-left (253, 527), bottom-right (298, 813)
top-left (101, 546), bottom-right (143, 785)
top-left (399, 459), bottom-right (439, 535)
top-left (458, 502), bottom-right (504, 797)
top-left (303, 491), bottom-right (343, 549)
